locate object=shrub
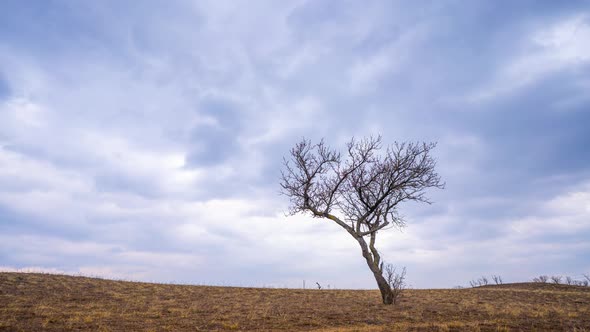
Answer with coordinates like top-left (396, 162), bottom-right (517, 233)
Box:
top-left (491, 275), bottom-right (503, 285)
top-left (533, 275), bottom-right (549, 283)
top-left (383, 264), bottom-right (406, 305)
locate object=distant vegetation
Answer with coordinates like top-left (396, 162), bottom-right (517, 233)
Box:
top-left (469, 274), bottom-right (590, 288)
top-left (469, 275), bottom-right (504, 287)
top-left (532, 274), bottom-right (590, 287)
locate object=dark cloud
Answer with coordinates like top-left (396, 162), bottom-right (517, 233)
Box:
top-left (0, 204), bottom-right (90, 241)
top-left (186, 98), bottom-right (242, 166)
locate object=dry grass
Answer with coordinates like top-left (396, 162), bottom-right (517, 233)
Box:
top-left (1, 272), bottom-right (589, 331)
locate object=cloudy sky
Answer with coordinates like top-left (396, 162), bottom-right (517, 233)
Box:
top-left (1, 0), bottom-right (589, 289)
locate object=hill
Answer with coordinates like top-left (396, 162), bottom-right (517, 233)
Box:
top-left (1, 272), bottom-right (589, 331)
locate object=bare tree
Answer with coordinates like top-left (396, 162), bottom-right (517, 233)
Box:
top-left (584, 274), bottom-right (590, 284)
top-left (565, 276), bottom-right (573, 285)
top-left (533, 275), bottom-right (549, 283)
top-left (550, 275), bottom-right (562, 284)
top-left (383, 264), bottom-right (406, 304)
top-left (491, 275), bottom-right (503, 285)
top-left (280, 136), bottom-right (443, 304)
top-left (478, 276), bottom-right (489, 286)
top-left (470, 275), bottom-right (500, 287)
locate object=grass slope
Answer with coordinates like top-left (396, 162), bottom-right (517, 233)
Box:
top-left (1, 272), bottom-right (590, 331)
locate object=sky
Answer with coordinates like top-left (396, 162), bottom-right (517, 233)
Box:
top-left (1, 0), bottom-right (589, 289)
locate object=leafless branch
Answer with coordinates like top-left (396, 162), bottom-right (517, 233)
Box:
top-left (479, 276), bottom-right (489, 286)
top-left (491, 275), bottom-right (503, 285)
top-left (280, 136), bottom-right (443, 304)
top-left (533, 275), bottom-right (549, 283)
top-left (383, 264), bottom-right (406, 305)
top-left (280, 136), bottom-right (443, 240)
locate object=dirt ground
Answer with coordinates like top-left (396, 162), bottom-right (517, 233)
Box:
top-left (1, 272), bottom-right (589, 331)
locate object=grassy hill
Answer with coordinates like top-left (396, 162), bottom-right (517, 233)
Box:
top-left (1, 272), bottom-right (589, 331)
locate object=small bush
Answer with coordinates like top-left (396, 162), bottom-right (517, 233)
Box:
top-left (479, 276), bottom-right (489, 286)
top-left (491, 275), bottom-right (503, 285)
top-left (383, 264), bottom-right (406, 305)
top-left (533, 275), bottom-right (549, 283)
top-left (469, 275), bottom-right (495, 288)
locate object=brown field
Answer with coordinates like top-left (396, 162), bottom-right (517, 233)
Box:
top-left (1, 272), bottom-right (589, 331)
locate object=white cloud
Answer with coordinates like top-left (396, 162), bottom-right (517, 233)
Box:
top-left (349, 50), bottom-right (398, 94)
top-left (247, 93), bottom-right (324, 145)
top-left (510, 184), bottom-right (590, 235)
top-left (0, 147), bottom-right (89, 193)
top-left (461, 14), bottom-right (590, 103)
top-left (532, 14), bottom-right (590, 64)
top-left (0, 266), bottom-right (70, 275)
top-left (347, 24), bottom-right (428, 95)
top-left (381, 181), bottom-right (590, 286)
top-left (3, 98), bottom-right (47, 128)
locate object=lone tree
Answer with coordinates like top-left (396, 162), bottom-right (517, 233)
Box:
top-left (280, 135), bottom-right (443, 304)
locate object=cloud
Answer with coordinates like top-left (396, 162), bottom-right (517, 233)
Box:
top-left (0, 74), bottom-right (10, 101)
top-left (0, 1), bottom-right (589, 289)
top-left (375, 181), bottom-right (590, 287)
top-left (461, 14), bottom-right (590, 103)
top-left (347, 23), bottom-right (429, 95)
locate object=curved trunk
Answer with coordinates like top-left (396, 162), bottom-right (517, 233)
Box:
top-left (357, 237), bottom-right (394, 304)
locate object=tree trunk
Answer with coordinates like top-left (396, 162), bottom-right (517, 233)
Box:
top-left (357, 238), bottom-right (394, 304)
top-left (372, 268), bottom-right (394, 304)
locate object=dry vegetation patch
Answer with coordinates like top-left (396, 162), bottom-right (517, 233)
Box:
top-left (1, 273), bottom-right (589, 331)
